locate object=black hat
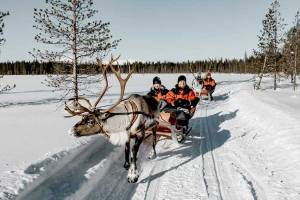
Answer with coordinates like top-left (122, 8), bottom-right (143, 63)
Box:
top-left (196, 74), bottom-right (202, 81)
top-left (177, 75), bottom-right (186, 83)
top-left (153, 76), bottom-right (161, 84)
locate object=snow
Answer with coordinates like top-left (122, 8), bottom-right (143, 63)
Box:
top-left (0, 74), bottom-right (300, 200)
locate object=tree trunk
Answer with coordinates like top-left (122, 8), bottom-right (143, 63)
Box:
top-left (274, 69), bottom-right (277, 90)
top-left (256, 56), bottom-right (267, 90)
top-left (72, 0), bottom-right (78, 101)
top-left (294, 45), bottom-right (298, 91)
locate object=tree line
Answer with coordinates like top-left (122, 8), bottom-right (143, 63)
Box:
top-left (0, 55), bottom-right (264, 75)
top-left (1, 54), bottom-right (299, 75)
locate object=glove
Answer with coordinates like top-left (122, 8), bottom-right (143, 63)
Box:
top-left (174, 99), bottom-right (190, 108)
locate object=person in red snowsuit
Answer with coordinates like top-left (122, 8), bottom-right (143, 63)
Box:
top-left (202, 72), bottom-right (216, 100)
top-left (147, 76), bottom-right (169, 102)
top-left (166, 75), bottom-right (199, 109)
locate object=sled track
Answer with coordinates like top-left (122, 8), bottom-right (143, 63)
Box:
top-left (16, 136), bottom-right (171, 200)
top-left (142, 157), bottom-right (165, 200)
top-left (199, 103), bottom-right (224, 200)
top-left (16, 138), bottom-right (137, 200)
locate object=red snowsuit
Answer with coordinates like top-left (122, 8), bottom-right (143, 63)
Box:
top-left (166, 85), bottom-right (197, 105)
top-left (203, 78), bottom-right (216, 88)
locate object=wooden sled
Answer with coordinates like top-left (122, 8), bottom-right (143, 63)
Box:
top-left (145, 111), bottom-right (174, 142)
top-left (196, 88), bottom-right (211, 101)
top-left (144, 108), bottom-right (196, 143)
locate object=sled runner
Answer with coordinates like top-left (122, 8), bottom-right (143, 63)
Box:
top-left (192, 78), bottom-right (211, 102)
top-left (191, 71), bottom-right (216, 103)
top-left (145, 107), bottom-right (195, 143)
top-left (198, 87), bottom-right (212, 101)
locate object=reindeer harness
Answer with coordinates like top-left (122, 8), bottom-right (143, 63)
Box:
top-left (95, 100), bottom-right (153, 138)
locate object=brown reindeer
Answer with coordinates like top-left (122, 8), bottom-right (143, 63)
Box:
top-left (65, 56), bottom-right (160, 183)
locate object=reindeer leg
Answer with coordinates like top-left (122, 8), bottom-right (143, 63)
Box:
top-left (148, 126), bottom-right (157, 159)
top-left (124, 140), bottom-right (130, 170)
top-left (127, 133), bottom-right (144, 183)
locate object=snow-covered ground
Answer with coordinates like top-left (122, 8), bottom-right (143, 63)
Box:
top-left (0, 74), bottom-right (300, 200)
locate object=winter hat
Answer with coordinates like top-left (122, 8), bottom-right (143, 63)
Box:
top-left (177, 75), bottom-right (186, 83)
top-left (196, 73), bottom-right (202, 80)
top-left (153, 76), bottom-right (161, 84)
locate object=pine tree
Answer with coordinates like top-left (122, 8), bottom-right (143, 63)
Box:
top-left (32, 0), bottom-right (120, 100)
top-left (0, 11), bottom-right (9, 47)
top-left (0, 10), bottom-right (15, 93)
top-left (255, 0), bottom-right (285, 90)
top-left (283, 11), bottom-right (300, 91)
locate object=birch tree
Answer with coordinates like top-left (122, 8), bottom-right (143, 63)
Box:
top-left (283, 11), bottom-right (300, 91)
top-left (32, 0), bottom-right (120, 101)
top-left (255, 0), bottom-right (285, 90)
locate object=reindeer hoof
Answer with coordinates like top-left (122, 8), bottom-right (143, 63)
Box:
top-left (127, 166), bottom-right (139, 183)
top-left (68, 128), bottom-right (80, 137)
top-left (147, 151), bottom-right (157, 160)
top-left (123, 162), bottom-right (130, 170)
top-left (74, 133), bottom-right (81, 138)
top-left (127, 175), bottom-right (139, 183)
top-left (176, 134), bottom-right (185, 143)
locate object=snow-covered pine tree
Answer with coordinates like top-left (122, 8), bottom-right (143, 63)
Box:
top-left (0, 10), bottom-right (15, 93)
top-left (32, 0), bottom-right (120, 101)
top-left (255, 0), bottom-right (285, 90)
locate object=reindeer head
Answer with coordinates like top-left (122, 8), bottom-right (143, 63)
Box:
top-left (65, 55), bottom-right (135, 138)
top-left (71, 114), bottom-right (104, 137)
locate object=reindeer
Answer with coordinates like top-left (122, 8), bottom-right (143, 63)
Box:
top-left (65, 56), bottom-right (160, 183)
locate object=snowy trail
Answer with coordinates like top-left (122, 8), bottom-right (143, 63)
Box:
top-left (16, 138), bottom-right (125, 200)
top-left (2, 75), bottom-right (300, 200)
top-left (16, 80), bottom-right (244, 200)
top-left (199, 104), bottom-right (224, 200)
top-left (13, 81), bottom-right (247, 199)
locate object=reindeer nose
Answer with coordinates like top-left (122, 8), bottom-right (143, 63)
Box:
top-left (68, 127), bottom-right (80, 137)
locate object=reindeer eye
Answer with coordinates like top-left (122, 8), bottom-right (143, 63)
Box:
top-left (87, 119), bottom-right (94, 124)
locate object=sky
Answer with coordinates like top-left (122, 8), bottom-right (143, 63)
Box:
top-left (0, 0), bottom-right (300, 62)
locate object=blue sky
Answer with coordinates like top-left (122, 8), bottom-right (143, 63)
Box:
top-left (0, 0), bottom-right (300, 62)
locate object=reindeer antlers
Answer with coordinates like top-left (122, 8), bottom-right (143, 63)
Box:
top-left (93, 55), bottom-right (120, 109)
top-left (102, 57), bottom-right (135, 112)
top-left (64, 97), bottom-right (93, 117)
top-left (64, 55), bottom-right (135, 117)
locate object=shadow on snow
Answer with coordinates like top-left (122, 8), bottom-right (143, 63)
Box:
top-left (17, 109), bottom-right (238, 200)
top-left (139, 109), bottom-right (238, 185)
